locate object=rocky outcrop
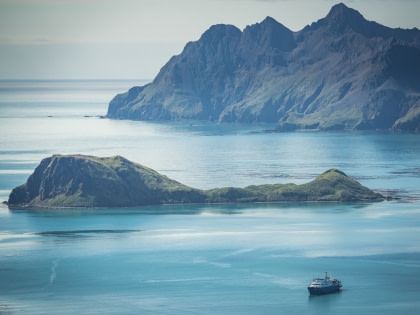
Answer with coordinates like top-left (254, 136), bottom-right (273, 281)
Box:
top-left (107, 3), bottom-right (420, 132)
top-left (8, 155), bottom-right (384, 209)
top-left (8, 155), bottom-right (205, 208)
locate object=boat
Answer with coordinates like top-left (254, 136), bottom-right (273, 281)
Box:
top-left (308, 272), bottom-right (342, 295)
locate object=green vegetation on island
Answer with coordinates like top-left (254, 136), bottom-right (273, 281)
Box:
top-left (8, 155), bottom-right (385, 209)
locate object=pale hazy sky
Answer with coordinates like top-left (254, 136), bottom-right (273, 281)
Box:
top-left (1, 0), bottom-right (419, 80)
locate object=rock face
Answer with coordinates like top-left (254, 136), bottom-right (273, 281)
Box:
top-left (8, 155), bottom-right (384, 208)
top-left (107, 3), bottom-right (420, 132)
top-left (8, 155), bottom-right (204, 208)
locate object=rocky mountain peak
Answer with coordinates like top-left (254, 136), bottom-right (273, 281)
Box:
top-left (198, 24), bottom-right (241, 47)
top-left (313, 2), bottom-right (376, 36)
top-left (326, 3), bottom-right (364, 22)
top-left (242, 16), bottom-right (295, 51)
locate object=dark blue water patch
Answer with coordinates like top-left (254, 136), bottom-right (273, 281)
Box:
top-left (391, 167), bottom-right (420, 176)
top-left (8, 205), bottom-right (245, 217)
top-left (378, 188), bottom-right (420, 203)
top-left (34, 229), bottom-right (144, 238)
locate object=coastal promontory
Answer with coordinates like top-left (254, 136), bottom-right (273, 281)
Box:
top-left (106, 3), bottom-right (420, 132)
top-left (8, 154), bottom-right (384, 209)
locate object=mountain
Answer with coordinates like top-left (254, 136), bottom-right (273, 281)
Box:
top-left (8, 155), bottom-right (384, 208)
top-left (106, 3), bottom-right (420, 132)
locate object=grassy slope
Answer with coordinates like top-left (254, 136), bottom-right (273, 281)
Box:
top-left (206, 169), bottom-right (383, 203)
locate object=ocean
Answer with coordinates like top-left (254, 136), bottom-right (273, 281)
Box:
top-left (1, 80), bottom-right (420, 314)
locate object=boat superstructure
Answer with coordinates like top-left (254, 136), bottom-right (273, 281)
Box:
top-left (308, 272), bottom-right (342, 295)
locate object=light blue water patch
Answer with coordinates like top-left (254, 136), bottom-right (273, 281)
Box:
top-left (1, 80), bottom-right (420, 314)
top-left (2, 198), bottom-right (420, 314)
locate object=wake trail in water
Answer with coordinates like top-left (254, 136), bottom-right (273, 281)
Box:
top-left (49, 259), bottom-right (59, 286)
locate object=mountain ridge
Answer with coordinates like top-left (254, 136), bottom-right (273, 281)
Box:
top-left (107, 3), bottom-right (420, 132)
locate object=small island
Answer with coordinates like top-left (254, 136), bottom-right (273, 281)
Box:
top-left (8, 154), bottom-right (385, 209)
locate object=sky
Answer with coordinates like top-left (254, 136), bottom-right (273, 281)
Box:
top-left (0, 0), bottom-right (419, 80)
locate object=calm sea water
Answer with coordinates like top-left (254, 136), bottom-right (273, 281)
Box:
top-left (1, 80), bottom-right (420, 314)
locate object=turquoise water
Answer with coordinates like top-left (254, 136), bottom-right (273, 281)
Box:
top-left (1, 81), bottom-right (420, 314)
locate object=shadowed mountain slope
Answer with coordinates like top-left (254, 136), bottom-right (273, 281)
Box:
top-left (107, 3), bottom-right (420, 132)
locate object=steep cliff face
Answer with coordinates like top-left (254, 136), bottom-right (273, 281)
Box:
top-left (8, 155), bottom-right (205, 208)
top-left (107, 3), bottom-right (420, 132)
top-left (8, 155), bottom-right (384, 209)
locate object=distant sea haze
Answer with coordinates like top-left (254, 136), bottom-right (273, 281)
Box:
top-left (1, 80), bottom-right (420, 314)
